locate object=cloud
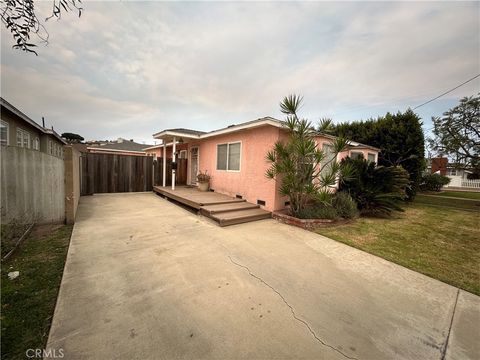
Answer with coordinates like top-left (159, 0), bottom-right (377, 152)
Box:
top-left (1, 1), bottom-right (478, 143)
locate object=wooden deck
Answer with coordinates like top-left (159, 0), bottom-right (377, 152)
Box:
top-left (153, 186), bottom-right (271, 226)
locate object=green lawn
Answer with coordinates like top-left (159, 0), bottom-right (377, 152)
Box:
top-left (439, 190), bottom-right (480, 200)
top-left (1, 224), bottom-right (72, 360)
top-left (315, 203), bottom-right (480, 295)
top-left (416, 194), bottom-right (480, 211)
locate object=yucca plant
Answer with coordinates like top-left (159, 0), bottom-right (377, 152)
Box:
top-left (265, 95), bottom-right (351, 216)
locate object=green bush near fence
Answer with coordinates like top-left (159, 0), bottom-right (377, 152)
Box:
top-left (420, 174), bottom-right (451, 192)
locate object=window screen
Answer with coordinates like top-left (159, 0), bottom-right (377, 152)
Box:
top-left (217, 144), bottom-right (228, 170)
top-left (216, 142), bottom-right (241, 171)
top-left (367, 153), bottom-right (376, 163)
top-left (350, 151), bottom-right (363, 160)
top-left (227, 142), bottom-right (241, 171)
top-left (321, 144), bottom-right (335, 174)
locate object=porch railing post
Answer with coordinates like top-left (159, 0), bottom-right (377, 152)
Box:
top-left (172, 136), bottom-right (176, 190)
top-left (162, 142), bottom-right (166, 187)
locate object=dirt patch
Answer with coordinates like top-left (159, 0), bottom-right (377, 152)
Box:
top-left (31, 224), bottom-right (64, 238)
top-left (350, 233), bottom-right (378, 246)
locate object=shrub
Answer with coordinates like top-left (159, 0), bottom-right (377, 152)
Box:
top-left (295, 192), bottom-right (358, 220)
top-left (296, 203), bottom-right (338, 220)
top-left (333, 109), bottom-right (425, 200)
top-left (332, 192), bottom-right (359, 219)
top-left (420, 174), bottom-right (451, 191)
top-left (339, 157), bottom-right (410, 216)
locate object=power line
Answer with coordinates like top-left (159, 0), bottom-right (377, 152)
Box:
top-left (412, 74), bottom-right (480, 110)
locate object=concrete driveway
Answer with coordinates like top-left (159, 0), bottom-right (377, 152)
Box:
top-left (47, 193), bottom-right (479, 360)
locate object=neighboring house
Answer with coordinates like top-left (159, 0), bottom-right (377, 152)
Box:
top-left (153, 117), bottom-right (380, 212)
top-left (426, 157), bottom-right (476, 179)
top-left (426, 157), bottom-right (479, 188)
top-left (0, 98), bottom-right (66, 157)
top-left (87, 138), bottom-right (153, 156)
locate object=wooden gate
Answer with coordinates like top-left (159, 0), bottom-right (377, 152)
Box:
top-left (153, 158), bottom-right (188, 186)
top-left (80, 153), bottom-right (153, 195)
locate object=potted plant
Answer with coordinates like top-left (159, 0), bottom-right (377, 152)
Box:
top-left (197, 170), bottom-right (211, 191)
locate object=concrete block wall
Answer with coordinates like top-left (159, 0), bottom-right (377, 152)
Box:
top-left (1, 146), bottom-right (65, 224)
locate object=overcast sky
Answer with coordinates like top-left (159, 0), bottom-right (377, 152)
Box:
top-left (1, 1), bottom-right (479, 145)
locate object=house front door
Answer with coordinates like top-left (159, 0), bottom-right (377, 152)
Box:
top-left (190, 146), bottom-right (199, 185)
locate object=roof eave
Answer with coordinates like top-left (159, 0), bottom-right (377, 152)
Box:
top-left (152, 130), bottom-right (202, 140)
top-left (199, 118), bottom-right (283, 139)
top-left (45, 129), bottom-right (68, 144)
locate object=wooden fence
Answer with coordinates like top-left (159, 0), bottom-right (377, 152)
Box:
top-left (153, 158), bottom-right (188, 186)
top-left (80, 153), bottom-right (153, 195)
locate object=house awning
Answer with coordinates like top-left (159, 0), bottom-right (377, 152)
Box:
top-left (152, 129), bottom-right (205, 144)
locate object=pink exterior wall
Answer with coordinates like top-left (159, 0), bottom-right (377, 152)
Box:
top-left (154, 128), bottom-right (379, 212)
top-left (145, 148), bottom-right (162, 157)
top-left (314, 135), bottom-right (379, 163)
top-left (145, 144), bottom-right (188, 158)
top-left (192, 126), bottom-right (286, 212)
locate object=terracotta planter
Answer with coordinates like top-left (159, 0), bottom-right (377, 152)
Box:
top-left (198, 181), bottom-right (209, 192)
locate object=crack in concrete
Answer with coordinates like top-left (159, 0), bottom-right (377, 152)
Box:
top-left (228, 256), bottom-right (359, 360)
top-left (440, 288), bottom-right (460, 360)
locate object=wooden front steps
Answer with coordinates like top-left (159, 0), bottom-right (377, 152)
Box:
top-left (200, 202), bottom-right (260, 214)
top-left (153, 185), bottom-right (271, 226)
top-left (208, 208), bottom-right (272, 227)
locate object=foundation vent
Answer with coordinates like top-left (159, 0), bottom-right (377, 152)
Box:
top-left (236, 195), bottom-right (243, 199)
top-left (257, 199), bottom-right (266, 206)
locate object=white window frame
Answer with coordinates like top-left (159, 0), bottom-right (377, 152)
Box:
top-left (216, 141), bottom-right (242, 172)
top-left (189, 146), bottom-right (200, 185)
top-left (33, 137), bottom-right (40, 151)
top-left (179, 149), bottom-right (187, 159)
top-left (320, 143), bottom-right (335, 174)
top-left (1, 120), bottom-right (9, 145)
top-left (350, 151), bottom-right (363, 160)
top-left (16, 128), bottom-right (30, 149)
top-left (48, 140), bottom-right (53, 155)
top-left (367, 152), bottom-right (377, 163)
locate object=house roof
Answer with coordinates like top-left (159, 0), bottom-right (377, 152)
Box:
top-left (162, 128), bottom-right (207, 136)
top-left (0, 97), bottom-right (67, 144)
top-left (93, 138), bottom-right (153, 152)
top-left (153, 117), bottom-right (283, 140)
top-left (153, 116), bottom-right (380, 152)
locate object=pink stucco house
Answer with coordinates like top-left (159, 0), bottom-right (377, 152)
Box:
top-left (152, 117), bottom-right (379, 213)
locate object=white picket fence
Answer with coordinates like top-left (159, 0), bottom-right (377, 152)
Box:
top-left (446, 175), bottom-right (480, 188)
top-left (461, 179), bottom-right (480, 188)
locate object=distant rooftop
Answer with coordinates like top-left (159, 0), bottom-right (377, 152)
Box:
top-left (89, 138), bottom-right (153, 152)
